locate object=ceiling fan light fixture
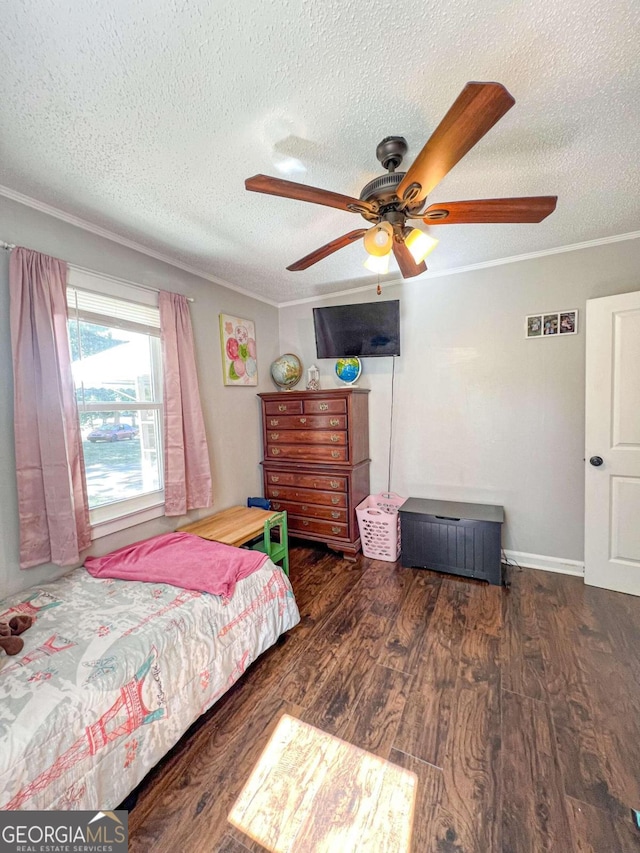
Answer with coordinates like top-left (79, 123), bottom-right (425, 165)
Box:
top-left (363, 252), bottom-right (390, 275)
top-left (363, 222), bottom-right (393, 257)
top-left (404, 228), bottom-right (439, 263)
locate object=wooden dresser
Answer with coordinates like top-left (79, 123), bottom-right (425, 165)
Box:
top-left (259, 388), bottom-right (370, 559)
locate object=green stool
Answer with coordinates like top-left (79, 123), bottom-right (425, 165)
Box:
top-left (251, 511), bottom-right (289, 577)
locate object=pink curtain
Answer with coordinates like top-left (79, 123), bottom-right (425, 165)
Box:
top-left (9, 247), bottom-right (91, 569)
top-left (159, 291), bottom-right (213, 516)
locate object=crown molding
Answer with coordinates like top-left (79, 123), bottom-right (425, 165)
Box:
top-left (278, 279), bottom-right (404, 307)
top-left (278, 229), bottom-right (640, 307)
top-left (0, 184), bottom-right (279, 308)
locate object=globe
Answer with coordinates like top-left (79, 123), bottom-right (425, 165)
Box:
top-left (335, 357), bottom-right (362, 385)
top-left (270, 353), bottom-right (303, 390)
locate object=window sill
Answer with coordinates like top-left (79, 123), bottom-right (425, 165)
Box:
top-left (90, 499), bottom-right (165, 539)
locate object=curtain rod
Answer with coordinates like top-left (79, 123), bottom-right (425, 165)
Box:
top-left (1, 241), bottom-right (194, 302)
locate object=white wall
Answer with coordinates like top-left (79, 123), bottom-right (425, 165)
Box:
top-left (279, 238), bottom-right (640, 563)
top-left (0, 196), bottom-right (280, 596)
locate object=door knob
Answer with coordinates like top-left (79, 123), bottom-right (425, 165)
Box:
top-left (589, 456), bottom-right (604, 467)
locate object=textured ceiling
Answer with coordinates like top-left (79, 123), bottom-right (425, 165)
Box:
top-left (1, 0), bottom-right (639, 303)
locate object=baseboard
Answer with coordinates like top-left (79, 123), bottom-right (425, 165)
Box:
top-left (503, 549), bottom-right (585, 577)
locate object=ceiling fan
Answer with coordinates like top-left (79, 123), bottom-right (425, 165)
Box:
top-left (245, 82), bottom-right (557, 279)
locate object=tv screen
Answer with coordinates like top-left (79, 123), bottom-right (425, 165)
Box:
top-left (313, 300), bottom-right (400, 358)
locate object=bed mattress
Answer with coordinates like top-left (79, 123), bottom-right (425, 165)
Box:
top-left (0, 561), bottom-right (299, 810)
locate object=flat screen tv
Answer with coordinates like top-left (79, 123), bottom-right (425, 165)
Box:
top-left (313, 300), bottom-right (400, 358)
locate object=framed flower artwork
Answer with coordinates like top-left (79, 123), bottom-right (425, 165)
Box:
top-left (219, 314), bottom-right (258, 386)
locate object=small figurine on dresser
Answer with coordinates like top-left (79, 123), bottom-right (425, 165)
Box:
top-left (306, 365), bottom-right (320, 391)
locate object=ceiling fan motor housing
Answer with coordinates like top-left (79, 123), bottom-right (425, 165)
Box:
top-left (356, 136), bottom-right (426, 223)
top-left (359, 171), bottom-right (424, 223)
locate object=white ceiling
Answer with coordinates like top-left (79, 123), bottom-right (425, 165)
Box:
top-left (1, 0), bottom-right (639, 304)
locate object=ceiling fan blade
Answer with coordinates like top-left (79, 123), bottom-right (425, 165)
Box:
top-left (392, 240), bottom-right (427, 279)
top-left (423, 196), bottom-right (558, 224)
top-left (245, 175), bottom-right (374, 215)
top-left (397, 82), bottom-right (516, 206)
top-left (287, 229), bottom-right (368, 271)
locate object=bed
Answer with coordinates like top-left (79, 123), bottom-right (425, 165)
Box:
top-left (0, 554), bottom-right (300, 811)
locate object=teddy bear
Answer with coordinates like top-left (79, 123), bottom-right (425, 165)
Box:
top-left (0, 615), bottom-right (34, 656)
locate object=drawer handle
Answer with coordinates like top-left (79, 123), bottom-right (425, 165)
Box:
top-left (435, 516), bottom-right (461, 521)
top-left (270, 432), bottom-right (280, 440)
top-left (272, 502), bottom-right (281, 510)
top-left (271, 448), bottom-right (281, 456)
top-left (331, 450), bottom-right (340, 458)
top-left (330, 434), bottom-right (340, 442)
top-left (299, 417), bottom-right (306, 425)
top-left (331, 511), bottom-right (340, 519)
top-left (331, 526), bottom-right (341, 534)
top-left (302, 519), bottom-right (309, 526)
top-left (271, 476), bottom-right (279, 483)
top-left (331, 497), bottom-right (340, 505)
top-left (278, 404), bottom-right (287, 412)
top-left (330, 418), bottom-right (340, 426)
top-left (270, 419), bottom-right (279, 426)
top-left (272, 490), bottom-right (280, 497)
top-left (319, 403), bottom-right (329, 411)
top-left (301, 504), bottom-right (308, 511)
top-left (330, 480), bottom-right (340, 489)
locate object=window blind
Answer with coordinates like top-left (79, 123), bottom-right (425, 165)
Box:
top-left (67, 287), bottom-right (160, 336)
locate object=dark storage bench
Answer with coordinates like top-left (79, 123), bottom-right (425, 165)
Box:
top-left (399, 498), bottom-right (504, 585)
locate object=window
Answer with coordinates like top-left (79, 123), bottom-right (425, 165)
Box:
top-left (66, 271), bottom-right (164, 536)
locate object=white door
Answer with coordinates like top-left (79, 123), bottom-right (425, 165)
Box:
top-left (585, 290), bottom-right (640, 594)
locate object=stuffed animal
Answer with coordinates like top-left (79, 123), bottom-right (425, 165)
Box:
top-left (0, 614), bottom-right (34, 656)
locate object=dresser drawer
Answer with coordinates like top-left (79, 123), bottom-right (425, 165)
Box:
top-left (265, 414), bottom-right (347, 430)
top-left (264, 400), bottom-right (303, 415)
top-left (266, 430), bottom-right (347, 446)
top-left (266, 445), bottom-right (348, 463)
top-left (266, 484), bottom-right (347, 507)
top-left (269, 499), bottom-right (347, 523)
top-left (289, 515), bottom-right (349, 539)
top-left (265, 471), bottom-right (347, 491)
top-left (303, 398), bottom-right (347, 414)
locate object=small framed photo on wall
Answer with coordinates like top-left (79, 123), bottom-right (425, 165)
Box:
top-left (526, 309), bottom-right (578, 338)
top-left (526, 315), bottom-right (542, 337)
top-left (559, 310), bottom-right (578, 334)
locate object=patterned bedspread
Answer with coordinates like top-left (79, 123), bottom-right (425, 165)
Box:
top-left (0, 562), bottom-right (300, 811)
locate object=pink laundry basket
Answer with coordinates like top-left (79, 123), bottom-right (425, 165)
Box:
top-left (356, 492), bottom-right (406, 561)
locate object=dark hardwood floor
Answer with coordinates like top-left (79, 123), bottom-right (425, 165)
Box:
top-left (127, 544), bottom-right (640, 852)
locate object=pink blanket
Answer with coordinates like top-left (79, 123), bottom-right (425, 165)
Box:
top-left (84, 532), bottom-right (269, 598)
